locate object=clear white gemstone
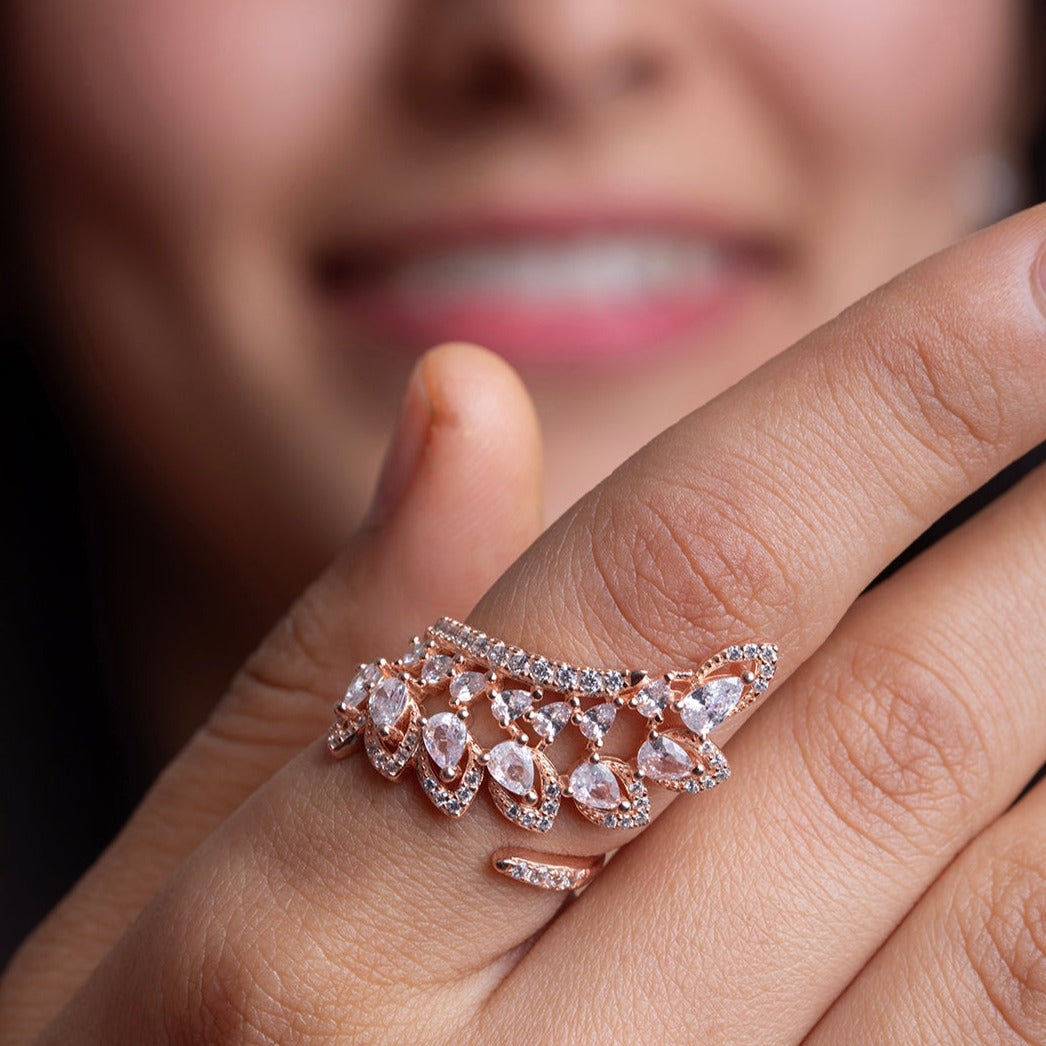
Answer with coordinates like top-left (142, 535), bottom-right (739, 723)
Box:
top-left (491, 689), bottom-right (534, 726)
top-left (532, 701), bottom-right (572, 741)
top-left (423, 712), bottom-right (466, 770)
top-left (421, 655), bottom-right (452, 685)
top-left (603, 671), bottom-right (625, 693)
top-left (369, 677), bottom-right (408, 728)
top-left (680, 676), bottom-right (744, 734)
top-left (531, 658), bottom-right (554, 685)
top-left (635, 679), bottom-right (671, 718)
top-left (555, 665), bottom-right (579, 691)
top-left (401, 642), bottom-right (426, 666)
top-left (570, 762), bottom-right (621, 809)
top-left (578, 669), bottom-right (602, 693)
top-left (681, 700), bottom-right (712, 735)
top-left (508, 651), bottom-right (529, 675)
top-left (578, 703), bottom-right (616, 742)
top-left (342, 663), bottom-right (379, 709)
top-left (638, 735), bottom-right (694, 781)
top-left (449, 671), bottom-right (487, 704)
top-left (487, 742), bottom-right (534, 795)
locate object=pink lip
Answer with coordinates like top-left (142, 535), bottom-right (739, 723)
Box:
top-left (343, 285), bottom-right (748, 366)
top-left (315, 207), bottom-right (773, 369)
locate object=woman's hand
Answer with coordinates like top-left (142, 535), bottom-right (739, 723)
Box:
top-left (4, 206), bottom-right (1046, 1044)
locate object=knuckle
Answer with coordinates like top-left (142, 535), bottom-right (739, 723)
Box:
top-left (954, 845), bottom-right (1046, 1041)
top-left (166, 884), bottom-right (331, 1046)
top-left (119, 887), bottom-right (283, 1045)
top-left (168, 820), bottom-right (447, 1042)
top-left (209, 595), bottom-right (337, 752)
top-left (855, 289), bottom-right (1009, 476)
top-left (798, 637), bottom-right (992, 856)
top-left (583, 476), bottom-right (800, 663)
top-left (241, 583), bottom-right (336, 701)
top-left (188, 940), bottom-right (276, 1045)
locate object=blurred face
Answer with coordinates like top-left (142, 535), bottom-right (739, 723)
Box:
top-left (7, 1), bottom-right (1025, 601)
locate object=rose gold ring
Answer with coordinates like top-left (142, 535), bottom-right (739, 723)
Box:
top-left (326, 617), bottom-right (779, 890)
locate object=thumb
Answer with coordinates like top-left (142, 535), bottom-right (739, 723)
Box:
top-left (0, 342), bottom-right (543, 1041)
top-left (351, 341), bottom-right (545, 652)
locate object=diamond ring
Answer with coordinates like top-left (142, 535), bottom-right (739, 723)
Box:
top-left (327, 617), bottom-right (779, 889)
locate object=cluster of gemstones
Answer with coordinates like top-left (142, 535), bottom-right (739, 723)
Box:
top-left (327, 617), bottom-right (778, 833)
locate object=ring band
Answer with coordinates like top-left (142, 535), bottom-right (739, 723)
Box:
top-left (327, 617), bottom-right (778, 888)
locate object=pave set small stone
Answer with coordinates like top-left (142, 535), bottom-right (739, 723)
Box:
top-left (329, 616), bottom-right (778, 835)
top-left (492, 854), bottom-right (597, 891)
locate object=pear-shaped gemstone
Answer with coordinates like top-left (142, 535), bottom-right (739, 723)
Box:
top-left (342, 662), bottom-right (381, 709)
top-left (532, 701), bottom-right (572, 741)
top-left (400, 642), bottom-right (426, 666)
top-left (635, 679), bottom-right (671, 718)
top-left (449, 671), bottom-right (487, 705)
top-left (570, 762), bottom-right (621, 809)
top-left (421, 655), bottom-right (453, 685)
top-left (638, 735), bottom-right (694, 781)
top-left (487, 741), bottom-right (535, 795)
top-left (423, 712), bottom-right (467, 770)
top-left (491, 689), bottom-right (534, 726)
top-left (680, 676), bottom-right (744, 735)
top-left (578, 703), bottom-right (616, 742)
top-left (680, 700), bottom-right (712, 736)
top-left (369, 677), bottom-right (408, 728)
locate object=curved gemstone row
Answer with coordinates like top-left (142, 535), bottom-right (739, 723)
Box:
top-left (430, 617), bottom-right (631, 696)
top-left (431, 616), bottom-right (779, 700)
top-left (329, 619), bottom-right (779, 841)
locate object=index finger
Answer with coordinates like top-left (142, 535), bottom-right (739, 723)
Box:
top-left (477, 204), bottom-right (1046, 671)
top-left (42, 206), bottom-right (1046, 1042)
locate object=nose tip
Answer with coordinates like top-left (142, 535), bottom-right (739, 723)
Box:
top-left (397, 1), bottom-right (680, 122)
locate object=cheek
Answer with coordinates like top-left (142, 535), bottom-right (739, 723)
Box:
top-left (722, 0), bottom-right (1020, 165)
top-left (12, 0), bottom-right (394, 219)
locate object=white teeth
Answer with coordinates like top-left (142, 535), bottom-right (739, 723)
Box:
top-left (389, 236), bottom-right (726, 303)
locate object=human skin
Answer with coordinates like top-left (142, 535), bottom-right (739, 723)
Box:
top-left (1, 209), bottom-right (1044, 1042)
top-left (3, 1), bottom-right (1030, 760)
top-left (3, 1), bottom-right (1044, 1041)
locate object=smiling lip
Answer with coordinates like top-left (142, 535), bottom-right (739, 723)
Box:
top-left (315, 209), bottom-right (773, 368)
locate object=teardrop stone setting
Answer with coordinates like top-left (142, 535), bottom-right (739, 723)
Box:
top-left (487, 742), bottom-right (535, 796)
top-left (423, 712), bottom-right (467, 770)
top-left (369, 677), bottom-right (408, 729)
top-left (449, 671), bottom-right (487, 705)
top-left (638, 735), bottom-right (694, 781)
top-left (680, 676), bottom-right (744, 735)
top-left (569, 762), bottom-right (621, 809)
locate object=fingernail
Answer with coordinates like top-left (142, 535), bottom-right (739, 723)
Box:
top-left (365, 362), bottom-right (432, 526)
